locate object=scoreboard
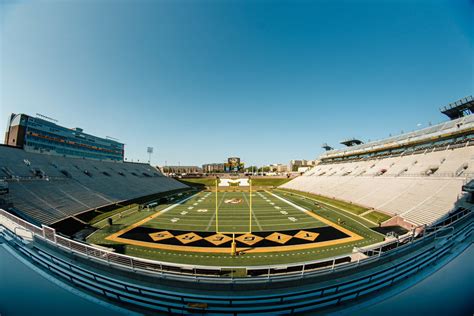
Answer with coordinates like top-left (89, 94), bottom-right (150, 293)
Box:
top-left (224, 157), bottom-right (244, 172)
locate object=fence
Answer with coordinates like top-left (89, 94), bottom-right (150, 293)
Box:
top-left (0, 208), bottom-right (471, 282)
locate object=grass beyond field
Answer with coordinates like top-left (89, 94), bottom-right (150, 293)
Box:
top-left (276, 188), bottom-right (393, 224)
top-left (177, 177), bottom-right (292, 188)
top-left (276, 189), bottom-right (368, 215)
top-left (362, 211), bottom-right (392, 224)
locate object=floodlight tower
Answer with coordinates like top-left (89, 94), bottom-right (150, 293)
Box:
top-left (147, 147), bottom-right (154, 164)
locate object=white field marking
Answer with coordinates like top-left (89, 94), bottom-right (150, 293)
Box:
top-left (193, 203), bottom-right (198, 206)
top-left (280, 210), bottom-right (288, 215)
top-left (269, 202), bottom-right (275, 205)
top-left (241, 191), bottom-right (263, 231)
top-left (359, 210), bottom-right (373, 217)
top-left (259, 221), bottom-right (318, 227)
top-left (157, 218), bottom-right (211, 224)
top-left (274, 206), bottom-right (281, 210)
top-left (171, 218), bottom-right (180, 223)
top-left (159, 216), bottom-right (210, 221)
top-left (197, 209), bottom-right (208, 213)
top-left (248, 217), bottom-right (310, 223)
top-left (288, 217), bottom-right (297, 222)
top-left (205, 191), bottom-right (227, 231)
top-left (271, 190), bottom-right (384, 235)
top-left (267, 191), bottom-right (311, 214)
top-left (163, 222), bottom-right (230, 227)
top-left (205, 213), bottom-right (216, 231)
top-left (188, 207), bottom-right (194, 210)
top-left (158, 192), bottom-right (199, 215)
top-left (180, 211), bottom-right (188, 215)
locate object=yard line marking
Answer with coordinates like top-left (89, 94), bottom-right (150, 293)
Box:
top-left (171, 218), bottom-right (180, 223)
top-left (268, 190), bottom-right (365, 240)
top-left (274, 190), bottom-right (384, 235)
top-left (241, 192), bottom-right (263, 231)
top-left (205, 192), bottom-right (227, 231)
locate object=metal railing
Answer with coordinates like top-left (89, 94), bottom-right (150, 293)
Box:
top-left (0, 208), bottom-right (471, 281)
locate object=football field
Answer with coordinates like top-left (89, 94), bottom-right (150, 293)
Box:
top-left (87, 189), bottom-right (385, 265)
top-left (142, 190), bottom-right (327, 233)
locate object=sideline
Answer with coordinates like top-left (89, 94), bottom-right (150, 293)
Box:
top-left (273, 189), bottom-right (385, 236)
top-left (106, 192), bottom-right (200, 242)
top-left (267, 191), bottom-right (364, 242)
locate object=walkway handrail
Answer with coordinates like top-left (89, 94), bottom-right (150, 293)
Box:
top-left (0, 208), bottom-right (471, 281)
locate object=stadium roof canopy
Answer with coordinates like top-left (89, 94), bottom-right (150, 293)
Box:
top-left (321, 143), bottom-right (334, 151)
top-left (340, 138), bottom-right (364, 147)
top-left (440, 95), bottom-right (474, 120)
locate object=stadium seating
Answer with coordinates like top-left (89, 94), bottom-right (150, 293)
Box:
top-left (282, 118), bottom-right (473, 227)
top-left (0, 145), bottom-right (188, 224)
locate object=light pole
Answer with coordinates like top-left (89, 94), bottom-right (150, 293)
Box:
top-left (147, 147), bottom-right (154, 164)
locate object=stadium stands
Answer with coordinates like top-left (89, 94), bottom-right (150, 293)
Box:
top-left (0, 145), bottom-right (188, 224)
top-left (321, 114), bottom-right (474, 160)
top-left (282, 115), bottom-right (474, 228)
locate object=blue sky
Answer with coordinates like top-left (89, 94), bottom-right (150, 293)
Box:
top-left (0, 0), bottom-right (472, 167)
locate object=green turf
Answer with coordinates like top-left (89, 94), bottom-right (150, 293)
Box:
top-left (177, 178), bottom-right (217, 187)
top-left (142, 191), bottom-right (325, 233)
top-left (86, 189), bottom-right (385, 266)
top-left (177, 177), bottom-right (291, 188)
top-left (89, 204), bottom-right (139, 225)
top-left (250, 178), bottom-right (292, 186)
top-left (362, 211), bottom-right (392, 224)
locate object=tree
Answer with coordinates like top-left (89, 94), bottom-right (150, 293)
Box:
top-left (245, 166), bottom-right (258, 173)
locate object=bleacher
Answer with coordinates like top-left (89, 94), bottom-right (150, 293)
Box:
top-left (0, 145), bottom-right (188, 224)
top-left (282, 116), bottom-right (474, 227)
top-left (321, 114), bottom-right (474, 160)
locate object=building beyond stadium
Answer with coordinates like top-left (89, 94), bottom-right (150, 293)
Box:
top-left (4, 113), bottom-right (124, 161)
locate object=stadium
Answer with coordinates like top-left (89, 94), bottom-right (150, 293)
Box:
top-left (0, 96), bottom-right (473, 315)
